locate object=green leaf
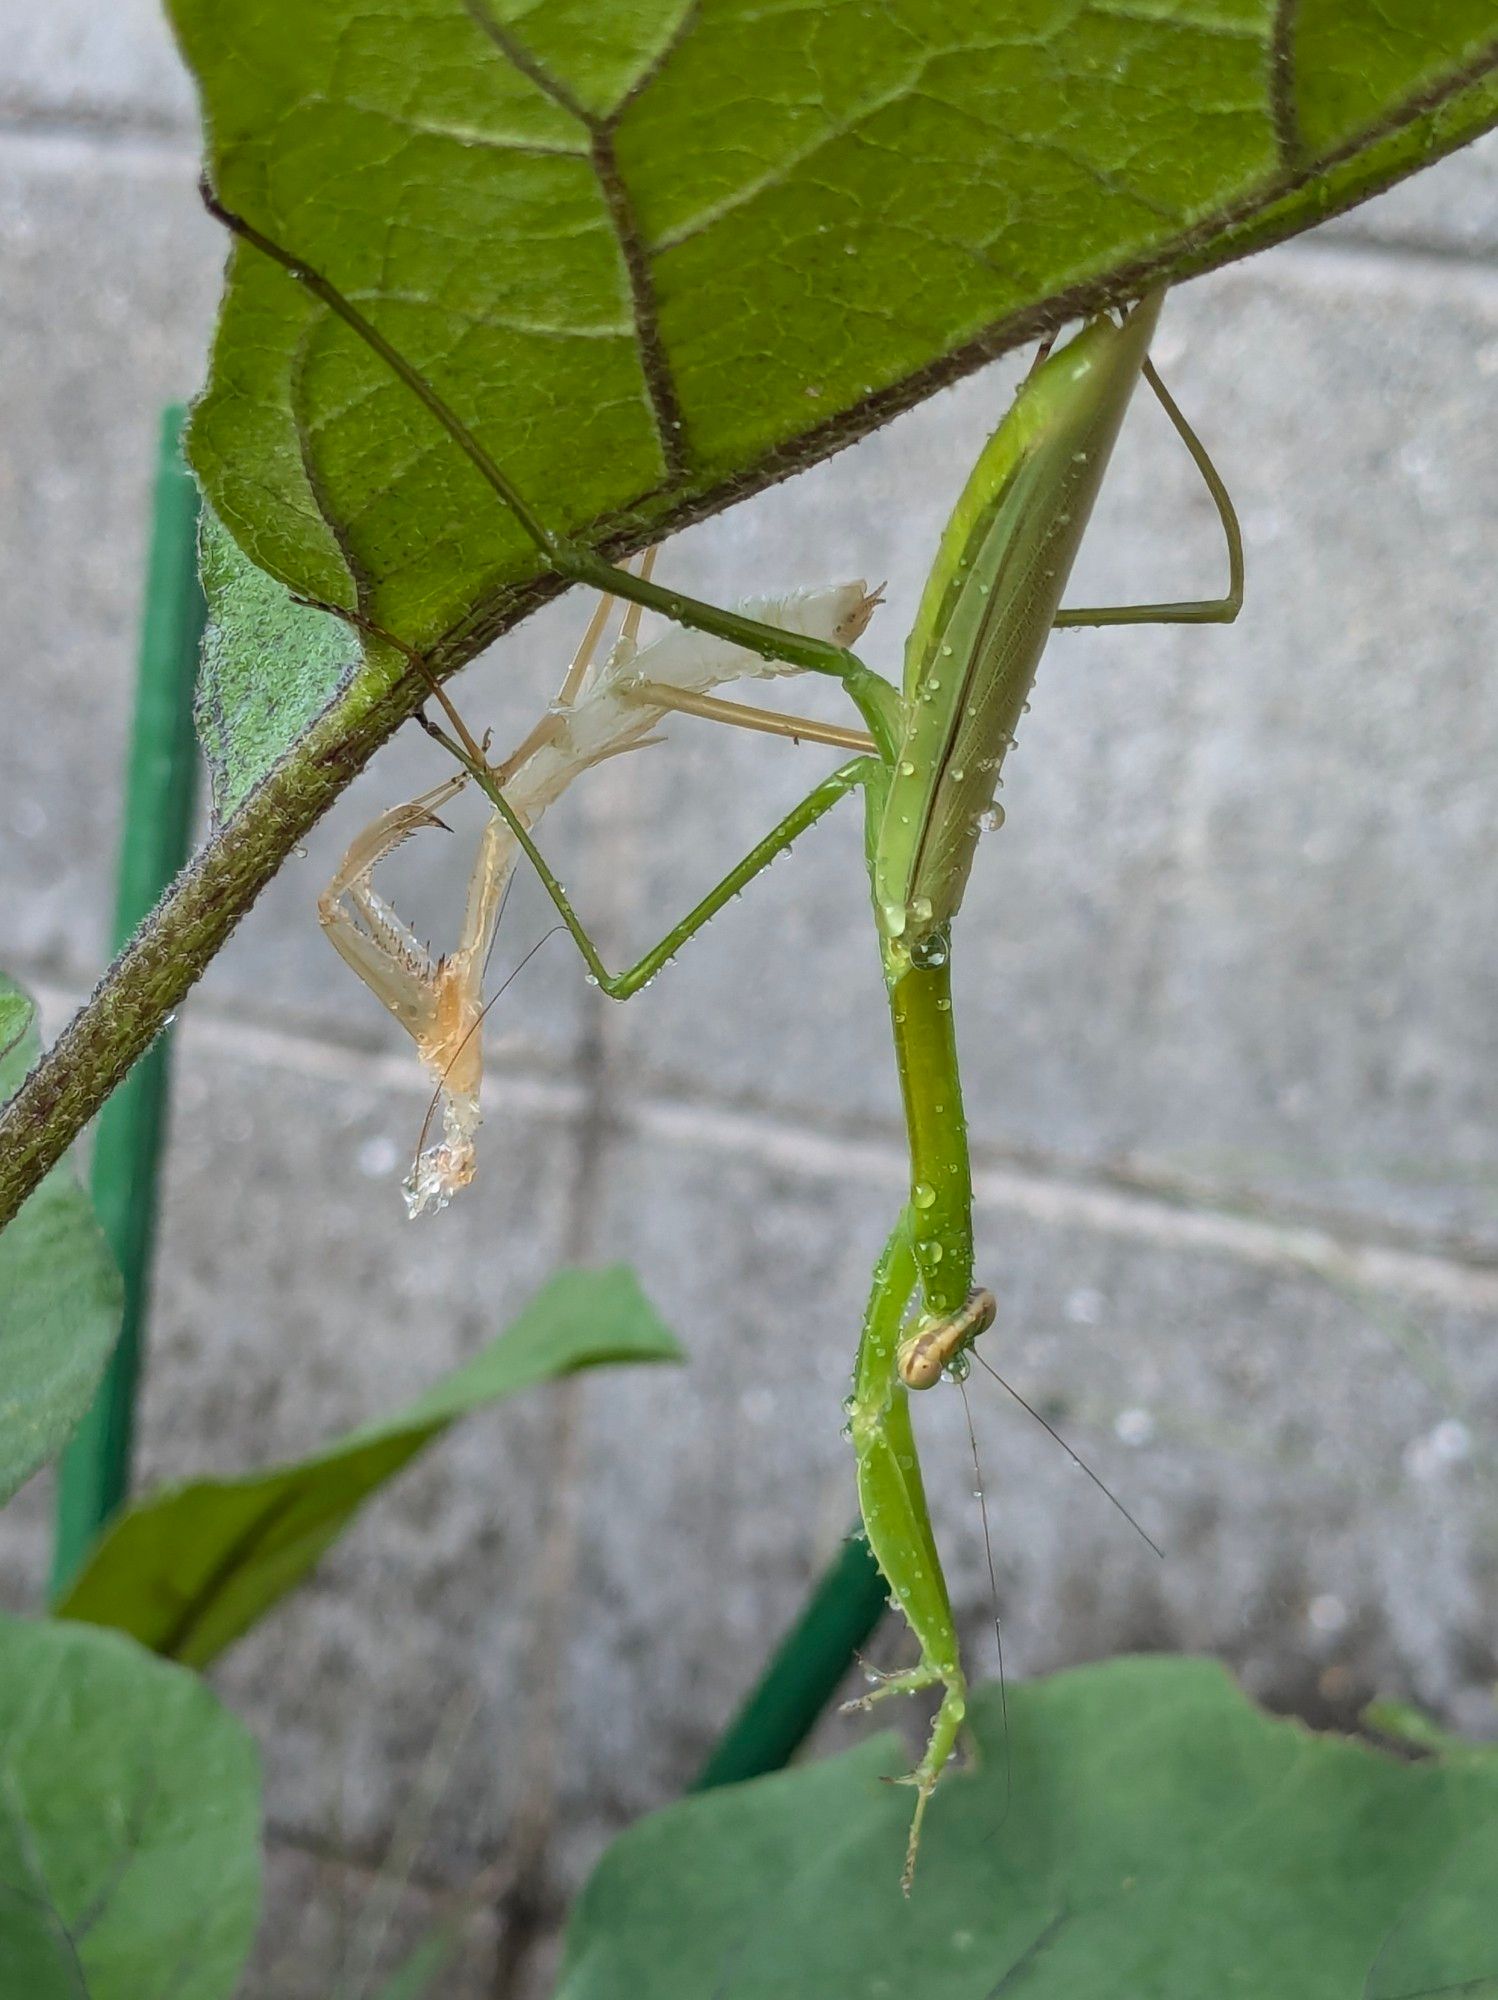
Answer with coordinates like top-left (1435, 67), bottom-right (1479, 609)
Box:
top-left (167, 0), bottom-right (1498, 790)
top-left (0, 1615), bottom-right (260, 2000)
top-left (0, 976), bottom-right (122, 1504)
top-left (554, 1658), bottom-right (1498, 2000)
top-left (56, 1266), bottom-right (679, 1666)
top-left (195, 502), bottom-right (366, 823)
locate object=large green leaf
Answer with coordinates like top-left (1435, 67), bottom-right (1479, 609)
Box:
top-left (0, 1615), bottom-right (260, 2000)
top-left (554, 1657), bottom-right (1498, 1999)
top-left (167, 0), bottom-right (1498, 805)
top-left (55, 1266), bottom-right (678, 1667)
top-left (0, 976), bottom-right (122, 1503)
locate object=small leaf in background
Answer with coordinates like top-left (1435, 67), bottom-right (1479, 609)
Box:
top-left (0, 974), bottom-right (122, 1504)
top-left (554, 1657), bottom-right (1498, 2000)
top-left (165, 0), bottom-right (1498, 800)
top-left (0, 1615), bottom-right (260, 2000)
top-left (195, 502), bottom-right (369, 824)
top-left (56, 1265), bottom-right (680, 1666)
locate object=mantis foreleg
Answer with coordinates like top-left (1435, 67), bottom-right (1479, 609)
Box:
top-left (844, 1208), bottom-right (967, 1894)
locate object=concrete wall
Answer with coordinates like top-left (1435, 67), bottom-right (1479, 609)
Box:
top-left (3, 13), bottom-right (1497, 1996)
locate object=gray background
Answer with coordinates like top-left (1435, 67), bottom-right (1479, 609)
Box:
top-left (3, 7), bottom-right (1498, 1994)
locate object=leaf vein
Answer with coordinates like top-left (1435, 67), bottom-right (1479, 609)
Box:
top-left (458, 0), bottom-right (590, 125)
top-left (455, 0), bottom-right (689, 479)
top-left (1269, 0), bottom-right (1304, 166)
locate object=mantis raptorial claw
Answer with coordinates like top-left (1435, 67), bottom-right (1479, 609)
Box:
top-left (841, 1657), bottom-right (968, 1894)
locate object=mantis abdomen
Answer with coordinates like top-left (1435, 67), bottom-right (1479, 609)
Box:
top-left (875, 289), bottom-right (1165, 955)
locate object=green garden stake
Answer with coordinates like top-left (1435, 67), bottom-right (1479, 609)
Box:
top-left (51, 408), bottom-right (205, 1598)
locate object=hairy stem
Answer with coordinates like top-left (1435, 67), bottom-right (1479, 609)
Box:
top-left (0, 673), bottom-right (390, 1225)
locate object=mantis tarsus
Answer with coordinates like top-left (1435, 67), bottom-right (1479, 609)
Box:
top-left (221, 193), bottom-right (1242, 1889)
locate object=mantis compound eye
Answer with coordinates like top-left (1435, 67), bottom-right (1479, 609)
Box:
top-left (896, 1286), bottom-right (997, 1390)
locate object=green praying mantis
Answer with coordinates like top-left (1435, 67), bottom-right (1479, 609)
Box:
top-left (215, 199), bottom-right (1243, 1890)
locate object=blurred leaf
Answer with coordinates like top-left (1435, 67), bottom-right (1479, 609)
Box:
top-left (555, 1657), bottom-right (1498, 2000)
top-left (166, 0), bottom-right (1498, 796)
top-left (0, 975), bottom-right (122, 1503)
top-left (57, 1266), bottom-right (679, 1666)
top-left (0, 1615), bottom-right (259, 2000)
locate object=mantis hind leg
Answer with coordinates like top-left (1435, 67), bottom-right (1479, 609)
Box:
top-left (844, 1209), bottom-right (968, 1894)
top-left (1053, 353), bottom-right (1243, 629)
top-left (426, 728), bottom-right (878, 1001)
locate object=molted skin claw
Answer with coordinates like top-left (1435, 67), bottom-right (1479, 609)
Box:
top-left (319, 778), bottom-right (508, 1218)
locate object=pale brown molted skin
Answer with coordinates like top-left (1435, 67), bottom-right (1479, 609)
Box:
top-left (318, 564), bottom-right (886, 1215)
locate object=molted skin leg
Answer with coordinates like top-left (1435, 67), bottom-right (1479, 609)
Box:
top-left (318, 772), bottom-right (515, 1213)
